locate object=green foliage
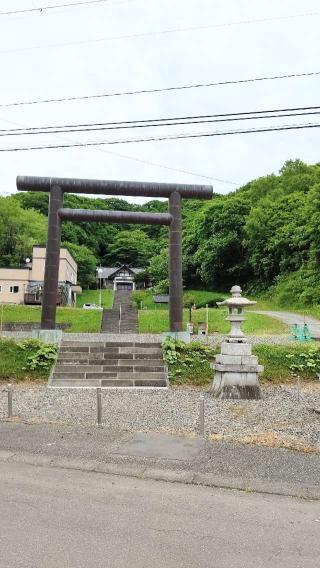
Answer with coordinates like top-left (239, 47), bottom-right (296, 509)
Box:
top-left (162, 338), bottom-right (216, 385)
top-left (0, 338), bottom-right (54, 381)
top-left (149, 248), bottom-right (169, 290)
top-left (0, 196), bottom-right (46, 266)
top-left (62, 241), bottom-right (97, 288)
top-left (253, 344), bottom-right (320, 383)
top-left (104, 229), bottom-right (154, 267)
top-left (285, 346), bottom-right (320, 375)
top-left (162, 339), bottom-right (320, 386)
top-left (8, 159), bottom-right (320, 312)
top-left (131, 290), bottom-right (145, 309)
top-left (18, 339), bottom-right (58, 371)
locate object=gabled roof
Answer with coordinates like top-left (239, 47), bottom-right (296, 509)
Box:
top-left (98, 265), bottom-right (144, 279)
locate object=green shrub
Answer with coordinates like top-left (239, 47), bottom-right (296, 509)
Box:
top-left (18, 339), bottom-right (58, 371)
top-left (162, 339), bottom-right (320, 386)
top-left (285, 346), bottom-right (320, 375)
top-left (131, 290), bottom-right (145, 309)
top-left (162, 338), bottom-right (216, 385)
top-left (195, 298), bottom-right (224, 309)
top-left (0, 338), bottom-right (57, 382)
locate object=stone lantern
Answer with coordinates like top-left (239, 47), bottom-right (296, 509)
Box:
top-left (212, 285), bottom-right (263, 399)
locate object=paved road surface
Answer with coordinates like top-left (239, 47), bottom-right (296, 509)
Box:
top-left (0, 461), bottom-right (319, 568)
top-left (1, 423), bottom-right (320, 498)
top-left (253, 310), bottom-right (320, 339)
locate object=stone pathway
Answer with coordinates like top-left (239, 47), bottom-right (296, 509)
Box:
top-left (253, 310), bottom-right (320, 339)
top-left (101, 290), bottom-right (138, 333)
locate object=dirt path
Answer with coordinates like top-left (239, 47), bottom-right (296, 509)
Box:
top-left (253, 310), bottom-right (320, 339)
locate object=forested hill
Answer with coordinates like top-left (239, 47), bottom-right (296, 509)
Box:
top-left (1, 159), bottom-right (320, 306)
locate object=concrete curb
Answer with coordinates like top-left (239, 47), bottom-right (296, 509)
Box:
top-left (0, 449), bottom-right (319, 500)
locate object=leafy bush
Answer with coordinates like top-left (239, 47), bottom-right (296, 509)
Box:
top-left (18, 339), bottom-right (58, 371)
top-left (131, 290), bottom-right (145, 309)
top-left (285, 346), bottom-right (320, 376)
top-left (162, 340), bottom-right (320, 386)
top-left (162, 337), bottom-right (216, 385)
top-left (195, 298), bottom-right (224, 309)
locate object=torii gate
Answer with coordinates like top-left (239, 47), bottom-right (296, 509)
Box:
top-left (16, 176), bottom-right (213, 332)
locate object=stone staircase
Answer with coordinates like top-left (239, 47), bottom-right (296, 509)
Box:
top-left (49, 340), bottom-right (168, 388)
top-left (101, 290), bottom-right (138, 334)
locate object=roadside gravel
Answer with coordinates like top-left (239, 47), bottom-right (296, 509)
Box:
top-left (1, 384), bottom-right (319, 452)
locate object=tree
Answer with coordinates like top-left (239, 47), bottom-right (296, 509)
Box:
top-left (0, 196), bottom-right (46, 266)
top-left (62, 241), bottom-right (97, 289)
top-left (104, 229), bottom-right (154, 267)
top-left (149, 248), bottom-right (169, 292)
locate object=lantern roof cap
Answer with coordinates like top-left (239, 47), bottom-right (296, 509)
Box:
top-left (217, 285), bottom-right (256, 308)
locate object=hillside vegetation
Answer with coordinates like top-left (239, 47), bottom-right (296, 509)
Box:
top-left (1, 159), bottom-right (319, 308)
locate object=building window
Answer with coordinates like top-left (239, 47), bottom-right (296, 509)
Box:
top-left (9, 286), bottom-right (19, 293)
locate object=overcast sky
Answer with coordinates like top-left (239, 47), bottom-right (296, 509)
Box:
top-left (0, 0), bottom-right (319, 203)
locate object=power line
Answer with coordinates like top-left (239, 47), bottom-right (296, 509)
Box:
top-left (2, 11), bottom-right (319, 54)
top-left (1, 109), bottom-right (320, 137)
top-left (0, 0), bottom-right (114, 17)
top-left (0, 112), bottom-right (237, 185)
top-left (0, 71), bottom-right (318, 109)
top-left (0, 70), bottom-right (318, 109)
top-left (2, 104), bottom-right (320, 131)
top-left (0, 121), bottom-right (318, 151)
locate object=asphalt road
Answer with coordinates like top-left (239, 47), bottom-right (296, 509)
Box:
top-left (0, 461), bottom-right (319, 568)
top-left (253, 310), bottom-right (320, 339)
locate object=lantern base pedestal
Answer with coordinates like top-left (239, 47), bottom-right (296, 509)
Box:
top-left (212, 383), bottom-right (261, 400)
top-left (212, 340), bottom-right (263, 400)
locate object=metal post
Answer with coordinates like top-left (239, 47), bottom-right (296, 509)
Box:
top-left (41, 185), bottom-right (63, 329)
top-left (199, 395), bottom-right (205, 437)
top-left (169, 191), bottom-right (183, 332)
top-left (0, 303), bottom-right (3, 334)
top-left (97, 387), bottom-right (102, 425)
top-left (7, 384), bottom-right (13, 418)
top-left (206, 303), bottom-right (209, 343)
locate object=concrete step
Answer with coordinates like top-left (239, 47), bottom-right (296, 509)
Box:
top-left (51, 339), bottom-right (167, 388)
top-left (55, 365), bottom-right (104, 373)
top-left (101, 366), bottom-right (165, 373)
top-left (59, 346), bottom-right (160, 353)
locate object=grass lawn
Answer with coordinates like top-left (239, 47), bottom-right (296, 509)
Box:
top-left (75, 289), bottom-right (114, 309)
top-left (0, 304), bottom-right (102, 333)
top-left (138, 308), bottom-right (288, 335)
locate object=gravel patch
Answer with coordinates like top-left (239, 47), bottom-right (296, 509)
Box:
top-left (1, 331), bottom-right (297, 345)
top-left (0, 384), bottom-right (319, 451)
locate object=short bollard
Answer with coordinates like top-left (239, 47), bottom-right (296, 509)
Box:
top-left (7, 383), bottom-right (13, 418)
top-left (96, 387), bottom-right (102, 426)
top-left (199, 395), bottom-right (205, 437)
